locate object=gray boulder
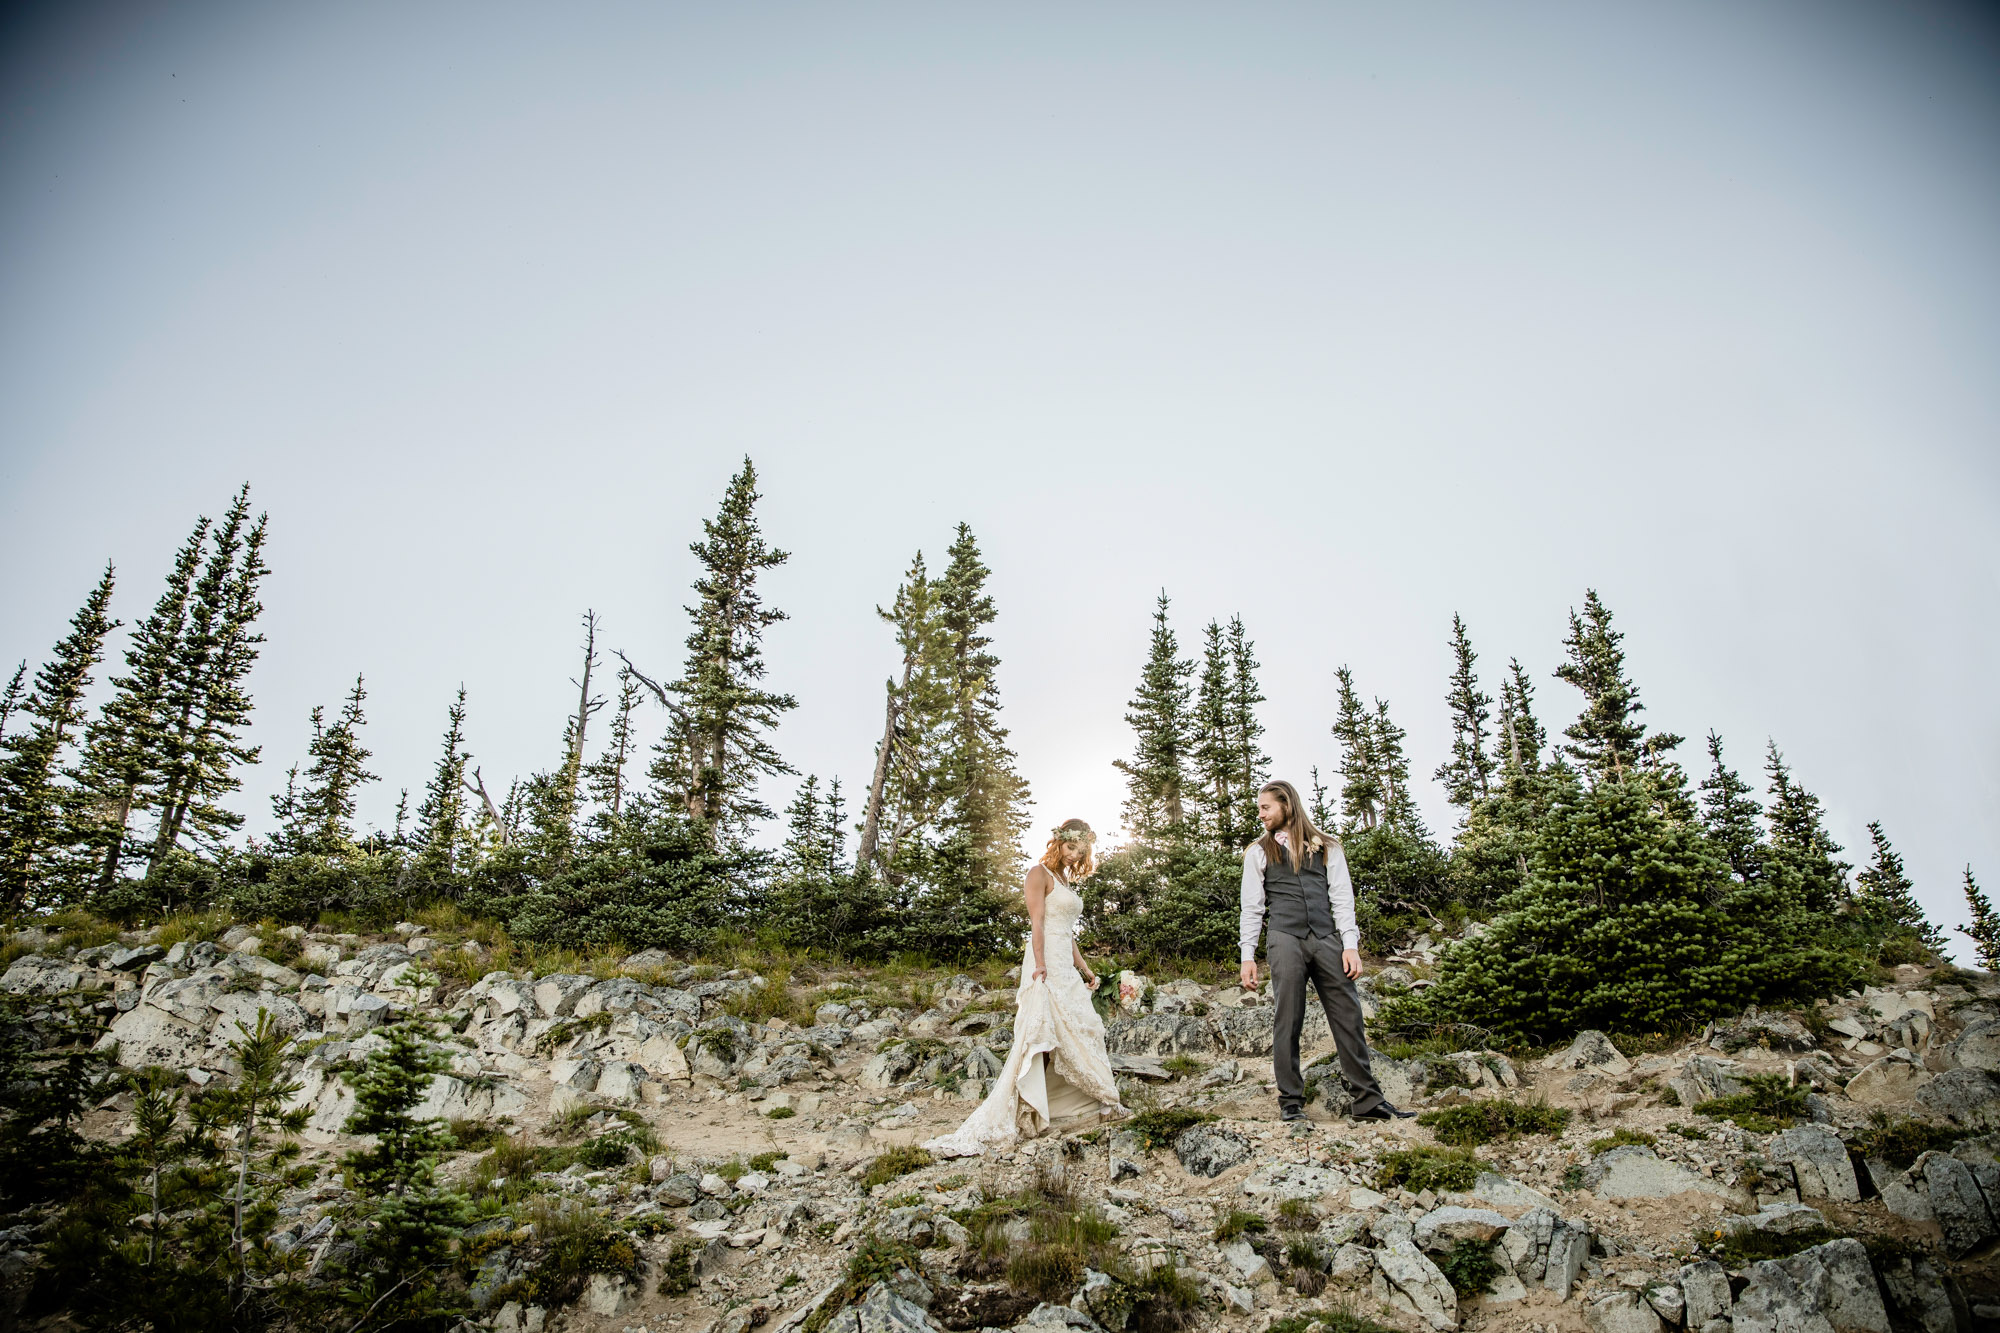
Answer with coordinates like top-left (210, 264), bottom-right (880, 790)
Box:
top-left (1669, 1054), bottom-right (1746, 1107)
top-left (860, 1044), bottom-right (922, 1090)
top-left (1173, 1124), bottom-right (1250, 1177)
top-left (1204, 1007), bottom-right (1275, 1057)
top-left (1583, 1145), bottom-right (1735, 1201)
top-left (1676, 1259), bottom-right (1733, 1328)
top-left (97, 1003), bottom-right (206, 1069)
top-left (1873, 1250), bottom-right (1967, 1333)
top-left (1734, 1238), bottom-right (1889, 1333)
top-left (1542, 1029), bottom-right (1633, 1076)
top-left (1724, 1202), bottom-right (1829, 1235)
top-left (851, 1282), bottom-right (936, 1333)
top-left (1914, 1068), bottom-right (2000, 1129)
top-left (3, 954), bottom-right (84, 996)
top-left (1544, 1219), bottom-right (1590, 1300)
top-left (1951, 1018), bottom-right (2000, 1073)
top-left (1372, 1238), bottom-right (1456, 1325)
top-left (1585, 1290), bottom-right (1664, 1333)
top-left (1412, 1205), bottom-right (1509, 1251)
top-left (1769, 1125), bottom-right (1860, 1202)
top-left (1369, 1054), bottom-right (1427, 1109)
top-left (1917, 1150), bottom-right (1996, 1256)
top-left (1845, 1055), bottom-right (1933, 1107)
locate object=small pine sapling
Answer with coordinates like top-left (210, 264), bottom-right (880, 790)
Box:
top-left (1961, 868), bottom-right (1999, 973)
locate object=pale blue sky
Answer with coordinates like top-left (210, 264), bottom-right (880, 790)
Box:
top-left (3, 2), bottom-right (1996, 957)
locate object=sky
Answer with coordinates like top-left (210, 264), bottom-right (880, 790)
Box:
top-left (2, 1), bottom-right (1996, 959)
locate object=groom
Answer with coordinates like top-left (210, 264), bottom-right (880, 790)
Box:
top-left (1238, 779), bottom-right (1414, 1123)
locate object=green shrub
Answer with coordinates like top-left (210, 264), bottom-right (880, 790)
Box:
top-left (1699, 1222), bottom-right (1848, 1269)
top-left (1695, 1074), bottom-right (1809, 1130)
top-left (1435, 1238), bottom-right (1502, 1297)
top-left (658, 1238), bottom-right (700, 1294)
top-left (1376, 1146), bottom-right (1479, 1194)
top-left (861, 1146), bottom-right (932, 1190)
top-left (1416, 1099), bottom-right (1569, 1147)
top-left (1212, 1210), bottom-right (1266, 1241)
top-left (766, 1106), bottom-right (796, 1119)
top-left (1276, 1197), bottom-right (1316, 1230)
top-left (532, 1010), bottom-right (614, 1055)
top-left (1008, 1242), bottom-right (1084, 1301)
top-left (1125, 1108), bottom-right (1213, 1152)
top-left (1852, 1112), bottom-right (1965, 1168)
top-left (1665, 1122), bottom-right (1709, 1140)
top-left (749, 1151), bottom-right (789, 1172)
top-left (1266, 1308), bottom-right (1401, 1333)
top-left (1161, 1055), bottom-right (1202, 1079)
top-left (1588, 1128), bottom-right (1657, 1155)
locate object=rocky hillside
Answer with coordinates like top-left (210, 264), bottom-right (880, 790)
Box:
top-left (2, 919), bottom-right (1997, 1333)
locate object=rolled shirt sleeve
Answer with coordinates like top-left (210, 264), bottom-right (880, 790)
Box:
top-left (1238, 842), bottom-right (1266, 962)
top-left (1327, 840), bottom-right (1360, 951)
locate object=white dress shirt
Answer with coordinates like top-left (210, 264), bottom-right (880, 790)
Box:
top-left (1239, 829), bottom-right (1360, 960)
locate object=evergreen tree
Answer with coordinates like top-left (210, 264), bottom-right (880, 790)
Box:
top-left (1854, 822), bottom-right (1948, 959)
top-left (412, 687), bottom-right (470, 878)
top-left (1370, 697), bottom-right (1424, 835)
top-left (583, 668), bottom-right (643, 823)
top-left (1192, 622), bottom-right (1236, 846)
top-left (74, 517), bottom-right (210, 892)
top-left (858, 552), bottom-right (952, 874)
top-left (1308, 767), bottom-right (1334, 830)
top-left (146, 488), bottom-right (271, 867)
top-left (1961, 868), bottom-right (1999, 972)
top-left (536, 611), bottom-right (605, 864)
top-left (1697, 732), bottom-right (1764, 885)
top-left (294, 675), bottom-right (375, 853)
top-left (0, 563), bottom-right (118, 908)
top-left (1113, 592), bottom-right (1194, 839)
top-left (0, 663), bottom-right (25, 745)
top-left (1763, 741), bottom-right (1850, 915)
top-left (780, 775), bottom-right (834, 885)
top-left (1555, 590), bottom-right (1680, 781)
top-left (1434, 614), bottom-right (1497, 810)
top-left (933, 524), bottom-right (1031, 893)
top-left (1495, 657), bottom-right (1546, 776)
top-left (1330, 666), bottom-right (1380, 832)
top-left (1225, 616), bottom-right (1268, 845)
top-left (657, 459), bottom-right (797, 838)
top-left (336, 1023), bottom-right (470, 1326)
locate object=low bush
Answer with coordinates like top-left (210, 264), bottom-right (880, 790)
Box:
top-left (1416, 1099), bottom-right (1569, 1147)
top-left (1125, 1108), bottom-right (1213, 1152)
top-left (1161, 1055), bottom-right (1203, 1079)
top-left (1376, 1146), bottom-right (1479, 1194)
top-left (861, 1146), bottom-right (932, 1190)
top-left (1434, 1237), bottom-right (1502, 1297)
top-left (1266, 1307), bottom-right (1402, 1333)
top-left (1694, 1074), bottom-right (1809, 1131)
top-left (1698, 1222), bottom-right (1848, 1269)
top-left (1852, 1112), bottom-right (1966, 1168)
top-left (1212, 1210), bottom-right (1266, 1241)
top-left (1588, 1128), bottom-right (1657, 1156)
top-left (1276, 1197), bottom-right (1316, 1231)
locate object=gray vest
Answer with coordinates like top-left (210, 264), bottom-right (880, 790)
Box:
top-left (1264, 842), bottom-right (1337, 940)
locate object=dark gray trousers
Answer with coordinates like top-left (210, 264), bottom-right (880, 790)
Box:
top-left (1268, 930), bottom-right (1388, 1116)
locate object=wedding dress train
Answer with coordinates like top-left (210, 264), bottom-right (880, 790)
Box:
top-left (924, 873), bottom-right (1124, 1158)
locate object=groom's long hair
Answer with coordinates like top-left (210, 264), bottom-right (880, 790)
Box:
top-left (1257, 780), bottom-right (1328, 871)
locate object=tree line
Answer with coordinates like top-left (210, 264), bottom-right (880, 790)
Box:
top-left (1, 464), bottom-right (1995, 1030)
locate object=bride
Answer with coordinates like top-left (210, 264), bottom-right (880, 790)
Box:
top-left (924, 819), bottom-right (1127, 1157)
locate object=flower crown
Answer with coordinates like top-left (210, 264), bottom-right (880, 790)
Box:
top-left (1053, 825), bottom-right (1095, 843)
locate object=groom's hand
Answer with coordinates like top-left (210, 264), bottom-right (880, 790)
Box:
top-left (1341, 949), bottom-right (1362, 980)
top-left (1239, 961), bottom-right (1258, 991)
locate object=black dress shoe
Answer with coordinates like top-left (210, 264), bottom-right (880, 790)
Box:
top-left (1280, 1105), bottom-right (1307, 1122)
top-left (1353, 1104), bottom-right (1416, 1121)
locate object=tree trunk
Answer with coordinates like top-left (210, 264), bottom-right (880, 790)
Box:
top-left (465, 768), bottom-right (510, 846)
top-left (859, 655), bottom-right (914, 872)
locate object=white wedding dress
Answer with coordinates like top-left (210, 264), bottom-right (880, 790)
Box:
top-left (924, 871), bottom-right (1125, 1158)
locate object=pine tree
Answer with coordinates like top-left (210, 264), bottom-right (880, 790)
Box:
top-left (1763, 742), bottom-right (1849, 915)
top-left (292, 675), bottom-right (375, 853)
top-left (0, 563), bottom-right (118, 908)
top-left (1331, 666), bottom-right (1380, 832)
top-left (1225, 616), bottom-right (1268, 845)
top-left (1495, 658), bottom-right (1546, 776)
top-left (658, 459), bottom-right (797, 837)
top-left (1960, 868), bottom-right (1999, 972)
top-left (544, 612), bottom-right (605, 859)
top-left (1555, 590), bottom-right (1680, 781)
top-left (781, 775), bottom-right (834, 885)
top-left (412, 687), bottom-right (470, 877)
top-left (0, 664), bottom-right (25, 745)
top-left (583, 668), bottom-right (643, 823)
top-left (1370, 697), bottom-right (1425, 835)
top-left (1854, 822), bottom-right (1948, 959)
top-left (1697, 732), bottom-right (1764, 884)
top-left (146, 488), bottom-right (270, 866)
top-left (73, 516), bottom-right (210, 891)
top-left (1192, 622), bottom-right (1236, 846)
top-left (1308, 767), bottom-right (1334, 830)
top-left (933, 524), bottom-right (1031, 893)
top-left (1113, 592), bottom-right (1194, 840)
top-left (858, 552), bottom-right (952, 874)
top-left (1434, 614), bottom-right (1497, 810)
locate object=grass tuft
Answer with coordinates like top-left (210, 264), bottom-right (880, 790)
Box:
top-left (1376, 1146), bottom-right (1479, 1194)
top-left (861, 1146), bottom-right (932, 1190)
top-left (1587, 1127), bottom-right (1658, 1156)
top-left (1416, 1098), bottom-right (1569, 1147)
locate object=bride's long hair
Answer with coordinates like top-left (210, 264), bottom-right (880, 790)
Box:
top-left (1257, 779), bottom-right (1330, 870)
top-left (1038, 818), bottom-right (1097, 882)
